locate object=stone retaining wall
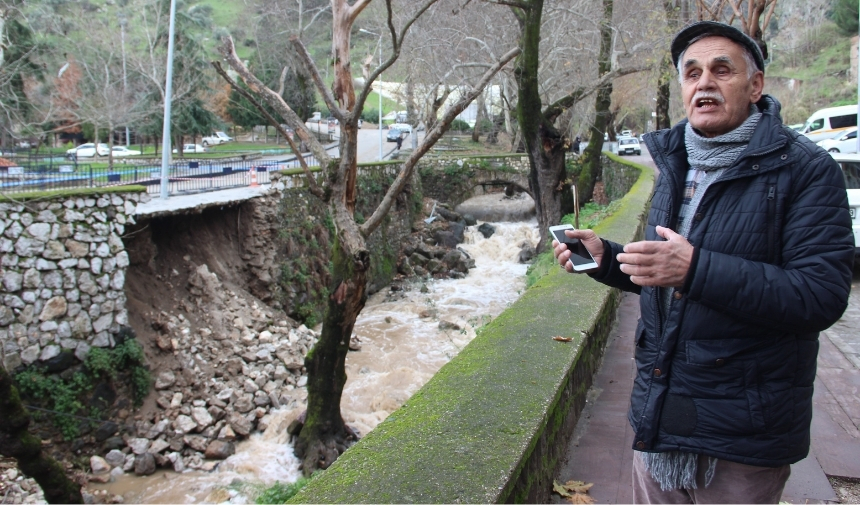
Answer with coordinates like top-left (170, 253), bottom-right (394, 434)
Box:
top-left (0, 189), bottom-right (147, 371)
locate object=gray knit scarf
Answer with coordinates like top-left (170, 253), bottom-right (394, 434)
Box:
top-left (645, 104), bottom-right (762, 492)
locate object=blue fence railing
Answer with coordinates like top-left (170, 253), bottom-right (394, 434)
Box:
top-left (0, 158), bottom-right (311, 196)
top-left (0, 144), bottom-right (335, 197)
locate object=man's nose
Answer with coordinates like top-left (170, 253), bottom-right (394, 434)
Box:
top-left (697, 69), bottom-right (716, 89)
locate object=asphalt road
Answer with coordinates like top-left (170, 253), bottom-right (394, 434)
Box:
top-left (303, 123), bottom-right (424, 164)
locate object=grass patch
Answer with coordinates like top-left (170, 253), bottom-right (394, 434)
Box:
top-left (256, 478), bottom-right (313, 504)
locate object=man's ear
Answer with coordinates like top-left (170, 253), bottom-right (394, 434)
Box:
top-left (750, 71), bottom-right (764, 103)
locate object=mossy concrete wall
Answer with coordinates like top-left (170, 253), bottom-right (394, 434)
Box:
top-left (289, 155), bottom-right (654, 503)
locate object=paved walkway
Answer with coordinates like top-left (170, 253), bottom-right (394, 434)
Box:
top-left (553, 277), bottom-right (860, 504)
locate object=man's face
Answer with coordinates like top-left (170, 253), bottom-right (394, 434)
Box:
top-left (679, 36), bottom-right (764, 138)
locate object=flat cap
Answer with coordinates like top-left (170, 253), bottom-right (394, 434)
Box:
top-left (671, 21), bottom-right (765, 74)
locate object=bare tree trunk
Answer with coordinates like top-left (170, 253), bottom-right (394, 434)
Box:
top-left (579, 0), bottom-right (614, 208)
top-left (655, 53), bottom-right (672, 130)
top-left (0, 367), bottom-right (83, 504)
top-left (513, 0), bottom-right (574, 252)
top-left (471, 90), bottom-right (484, 143)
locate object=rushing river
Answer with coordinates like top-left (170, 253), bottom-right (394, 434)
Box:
top-left (94, 194), bottom-right (538, 503)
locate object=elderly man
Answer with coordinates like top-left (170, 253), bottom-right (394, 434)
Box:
top-left (554, 21), bottom-right (854, 504)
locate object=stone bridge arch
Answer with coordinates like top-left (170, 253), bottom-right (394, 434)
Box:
top-left (418, 155), bottom-right (532, 208)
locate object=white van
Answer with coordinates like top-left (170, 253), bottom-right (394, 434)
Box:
top-left (799, 105), bottom-right (858, 143)
top-left (829, 153), bottom-right (860, 257)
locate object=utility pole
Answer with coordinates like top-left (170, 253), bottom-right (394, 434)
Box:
top-left (160, 0), bottom-right (177, 199)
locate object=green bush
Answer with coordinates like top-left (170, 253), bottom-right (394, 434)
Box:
top-left (14, 332), bottom-right (151, 440)
top-left (361, 108), bottom-right (381, 123)
top-left (448, 119), bottom-right (471, 132)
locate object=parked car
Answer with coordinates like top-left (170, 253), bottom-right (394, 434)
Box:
top-left (389, 123), bottom-right (412, 133)
top-left (828, 153), bottom-right (860, 257)
top-left (386, 128), bottom-right (404, 142)
top-left (201, 131), bottom-right (233, 146)
top-left (617, 137), bottom-right (641, 156)
top-left (111, 146), bottom-right (141, 157)
top-left (66, 143), bottom-right (110, 159)
top-left (818, 127), bottom-right (858, 154)
top-left (172, 144), bottom-right (207, 154)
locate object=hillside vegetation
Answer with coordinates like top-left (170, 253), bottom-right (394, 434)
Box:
top-left (764, 21), bottom-right (855, 125)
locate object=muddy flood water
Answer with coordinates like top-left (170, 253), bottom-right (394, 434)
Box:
top-left (93, 194), bottom-right (538, 503)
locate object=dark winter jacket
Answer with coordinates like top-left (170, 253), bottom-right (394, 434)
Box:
top-left (592, 95), bottom-right (854, 467)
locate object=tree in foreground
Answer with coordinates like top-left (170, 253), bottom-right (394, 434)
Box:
top-left (214, 0), bottom-right (519, 474)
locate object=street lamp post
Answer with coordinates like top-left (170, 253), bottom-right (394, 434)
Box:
top-left (160, 0), bottom-right (177, 199)
top-left (119, 15), bottom-right (129, 147)
top-left (359, 28), bottom-right (384, 161)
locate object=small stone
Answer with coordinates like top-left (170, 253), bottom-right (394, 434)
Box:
top-left (128, 438), bottom-right (150, 455)
top-left (39, 296), bottom-right (67, 321)
top-left (90, 455), bottom-right (111, 475)
top-left (173, 415), bottom-right (197, 435)
top-left (148, 439), bottom-right (170, 454)
top-left (191, 406), bottom-right (213, 428)
top-left (154, 370), bottom-right (176, 390)
top-left (163, 393), bottom-right (181, 410)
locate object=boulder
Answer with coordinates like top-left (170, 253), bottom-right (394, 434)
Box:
top-left (134, 453), bottom-right (156, 476)
top-left (204, 440), bottom-right (235, 460)
top-left (477, 222), bottom-right (496, 238)
top-left (104, 450), bottom-right (126, 468)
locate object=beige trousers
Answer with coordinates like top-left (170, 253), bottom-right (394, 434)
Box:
top-left (632, 451), bottom-right (791, 504)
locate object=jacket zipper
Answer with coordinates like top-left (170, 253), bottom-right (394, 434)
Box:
top-left (767, 185), bottom-right (776, 263)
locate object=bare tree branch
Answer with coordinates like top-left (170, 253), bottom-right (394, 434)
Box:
top-left (353, 0), bottom-right (441, 120)
top-left (212, 61), bottom-right (325, 201)
top-left (290, 35), bottom-right (342, 119)
top-left (542, 64), bottom-right (650, 123)
top-left (359, 46), bottom-right (521, 236)
top-left (484, 0), bottom-right (530, 10)
top-left (217, 35), bottom-right (331, 167)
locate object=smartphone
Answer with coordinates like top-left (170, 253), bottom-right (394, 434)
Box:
top-left (549, 224), bottom-right (598, 271)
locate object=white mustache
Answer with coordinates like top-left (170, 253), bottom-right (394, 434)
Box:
top-left (693, 92), bottom-right (725, 104)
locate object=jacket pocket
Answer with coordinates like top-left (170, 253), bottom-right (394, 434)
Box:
top-left (743, 360), bottom-right (767, 434)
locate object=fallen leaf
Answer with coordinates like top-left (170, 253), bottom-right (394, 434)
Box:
top-left (567, 493), bottom-right (595, 504)
top-left (553, 479), bottom-right (595, 504)
top-left (563, 481), bottom-right (593, 494)
top-left (553, 336), bottom-right (573, 342)
top-left (553, 480), bottom-right (573, 498)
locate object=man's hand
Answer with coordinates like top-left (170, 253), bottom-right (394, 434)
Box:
top-left (617, 226), bottom-right (693, 287)
top-left (552, 228), bottom-right (604, 273)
